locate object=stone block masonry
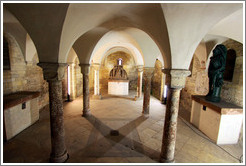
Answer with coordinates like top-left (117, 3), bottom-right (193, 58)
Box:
top-left (3, 35), bottom-right (49, 111)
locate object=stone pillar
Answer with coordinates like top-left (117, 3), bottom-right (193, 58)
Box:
top-left (142, 67), bottom-right (154, 115)
top-left (160, 69), bottom-right (191, 163)
top-left (80, 64), bottom-right (91, 117)
top-left (135, 65), bottom-right (143, 100)
top-left (37, 62), bottom-right (69, 163)
top-left (92, 63), bottom-right (101, 99)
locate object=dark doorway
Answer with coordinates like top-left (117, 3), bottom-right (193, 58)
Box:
top-left (223, 49), bottom-right (236, 82)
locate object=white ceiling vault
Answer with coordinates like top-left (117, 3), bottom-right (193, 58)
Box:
top-left (3, 2), bottom-right (243, 69)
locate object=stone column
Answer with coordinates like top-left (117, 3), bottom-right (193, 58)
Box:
top-left (92, 63), bottom-right (101, 99)
top-left (142, 67), bottom-right (154, 115)
top-left (80, 64), bottom-right (91, 117)
top-left (160, 69), bottom-right (191, 163)
top-left (134, 65), bottom-right (143, 100)
top-left (37, 62), bottom-right (69, 163)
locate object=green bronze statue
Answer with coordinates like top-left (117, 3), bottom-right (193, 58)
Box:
top-left (206, 44), bottom-right (227, 102)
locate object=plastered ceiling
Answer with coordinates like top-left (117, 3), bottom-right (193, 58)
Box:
top-left (3, 3), bottom-right (243, 69)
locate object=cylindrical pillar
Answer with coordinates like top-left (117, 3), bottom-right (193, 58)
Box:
top-left (142, 74), bottom-right (151, 114)
top-left (142, 67), bottom-right (154, 115)
top-left (135, 66), bottom-right (143, 100)
top-left (160, 87), bottom-right (181, 163)
top-left (80, 64), bottom-right (91, 117)
top-left (160, 69), bottom-right (191, 163)
top-left (48, 80), bottom-right (68, 162)
top-left (37, 62), bottom-right (69, 163)
top-left (83, 73), bottom-right (90, 116)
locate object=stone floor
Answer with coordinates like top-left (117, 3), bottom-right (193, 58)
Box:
top-left (3, 91), bottom-right (243, 163)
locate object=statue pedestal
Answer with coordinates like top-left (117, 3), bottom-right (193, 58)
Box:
top-left (108, 80), bottom-right (129, 95)
top-left (190, 95), bottom-right (243, 144)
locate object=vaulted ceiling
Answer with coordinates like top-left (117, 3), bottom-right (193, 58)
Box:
top-left (3, 3), bottom-right (243, 69)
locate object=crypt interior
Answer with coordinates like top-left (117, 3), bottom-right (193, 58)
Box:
top-left (2, 2), bottom-right (244, 164)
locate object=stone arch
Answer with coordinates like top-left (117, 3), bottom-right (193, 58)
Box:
top-left (161, 3), bottom-right (242, 69)
top-left (88, 28), bottom-right (163, 68)
top-left (98, 50), bottom-right (138, 91)
top-left (25, 34), bottom-right (38, 63)
top-left (4, 4), bottom-right (69, 63)
top-left (92, 43), bottom-right (143, 67)
top-left (100, 47), bottom-right (137, 67)
top-left (3, 33), bottom-right (24, 67)
top-left (152, 59), bottom-right (165, 100)
top-left (60, 3), bottom-right (170, 68)
top-left (3, 32), bottom-right (27, 94)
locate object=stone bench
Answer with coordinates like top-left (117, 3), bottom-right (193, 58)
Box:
top-left (3, 91), bottom-right (40, 141)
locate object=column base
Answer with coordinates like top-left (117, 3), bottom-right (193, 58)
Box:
top-left (82, 110), bottom-right (91, 117)
top-left (50, 150), bottom-right (69, 163)
top-left (134, 96), bottom-right (141, 101)
top-left (142, 112), bottom-right (149, 118)
top-left (142, 108), bottom-right (149, 115)
top-left (92, 94), bottom-right (102, 100)
top-left (159, 158), bottom-right (175, 163)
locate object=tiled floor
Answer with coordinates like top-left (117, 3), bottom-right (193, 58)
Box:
top-left (3, 91), bottom-right (243, 163)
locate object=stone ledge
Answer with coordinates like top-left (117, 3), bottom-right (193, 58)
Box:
top-left (108, 79), bottom-right (129, 82)
top-left (3, 91), bottom-right (40, 110)
top-left (192, 95), bottom-right (243, 115)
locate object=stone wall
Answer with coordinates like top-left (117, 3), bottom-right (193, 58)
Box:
top-left (61, 58), bottom-right (83, 99)
top-left (180, 40), bottom-right (243, 114)
top-left (179, 39), bottom-right (243, 146)
top-left (179, 42), bottom-right (208, 121)
top-left (151, 59), bottom-right (164, 100)
top-left (3, 34), bottom-right (49, 111)
top-left (3, 34), bottom-right (27, 94)
top-left (179, 55), bottom-right (209, 118)
top-left (75, 58), bottom-right (83, 97)
top-left (25, 60), bottom-right (49, 110)
top-left (95, 51), bottom-right (138, 93)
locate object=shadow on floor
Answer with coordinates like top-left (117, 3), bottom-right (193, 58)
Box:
top-left (73, 114), bottom-right (161, 162)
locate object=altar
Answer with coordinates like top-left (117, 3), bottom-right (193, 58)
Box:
top-left (108, 80), bottom-right (129, 95)
top-left (108, 58), bottom-right (129, 95)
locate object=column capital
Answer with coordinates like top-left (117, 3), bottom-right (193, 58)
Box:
top-left (136, 65), bottom-right (144, 72)
top-left (143, 67), bottom-right (155, 78)
top-left (67, 62), bottom-right (75, 67)
top-left (80, 64), bottom-right (90, 75)
top-left (92, 63), bottom-right (101, 70)
top-left (162, 69), bottom-right (191, 89)
top-left (37, 62), bottom-right (67, 81)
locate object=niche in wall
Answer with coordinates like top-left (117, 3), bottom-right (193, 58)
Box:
top-left (224, 49), bottom-right (236, 82)
top-left (3, 36), bottom-right (11, 70)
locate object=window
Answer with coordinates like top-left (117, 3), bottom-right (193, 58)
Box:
top-left (223, 49), bottom-right (236, 81)
top-left (3, 37), bottom-right (11, 70)
top-left (117, 58), bottom-right (122, 66)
